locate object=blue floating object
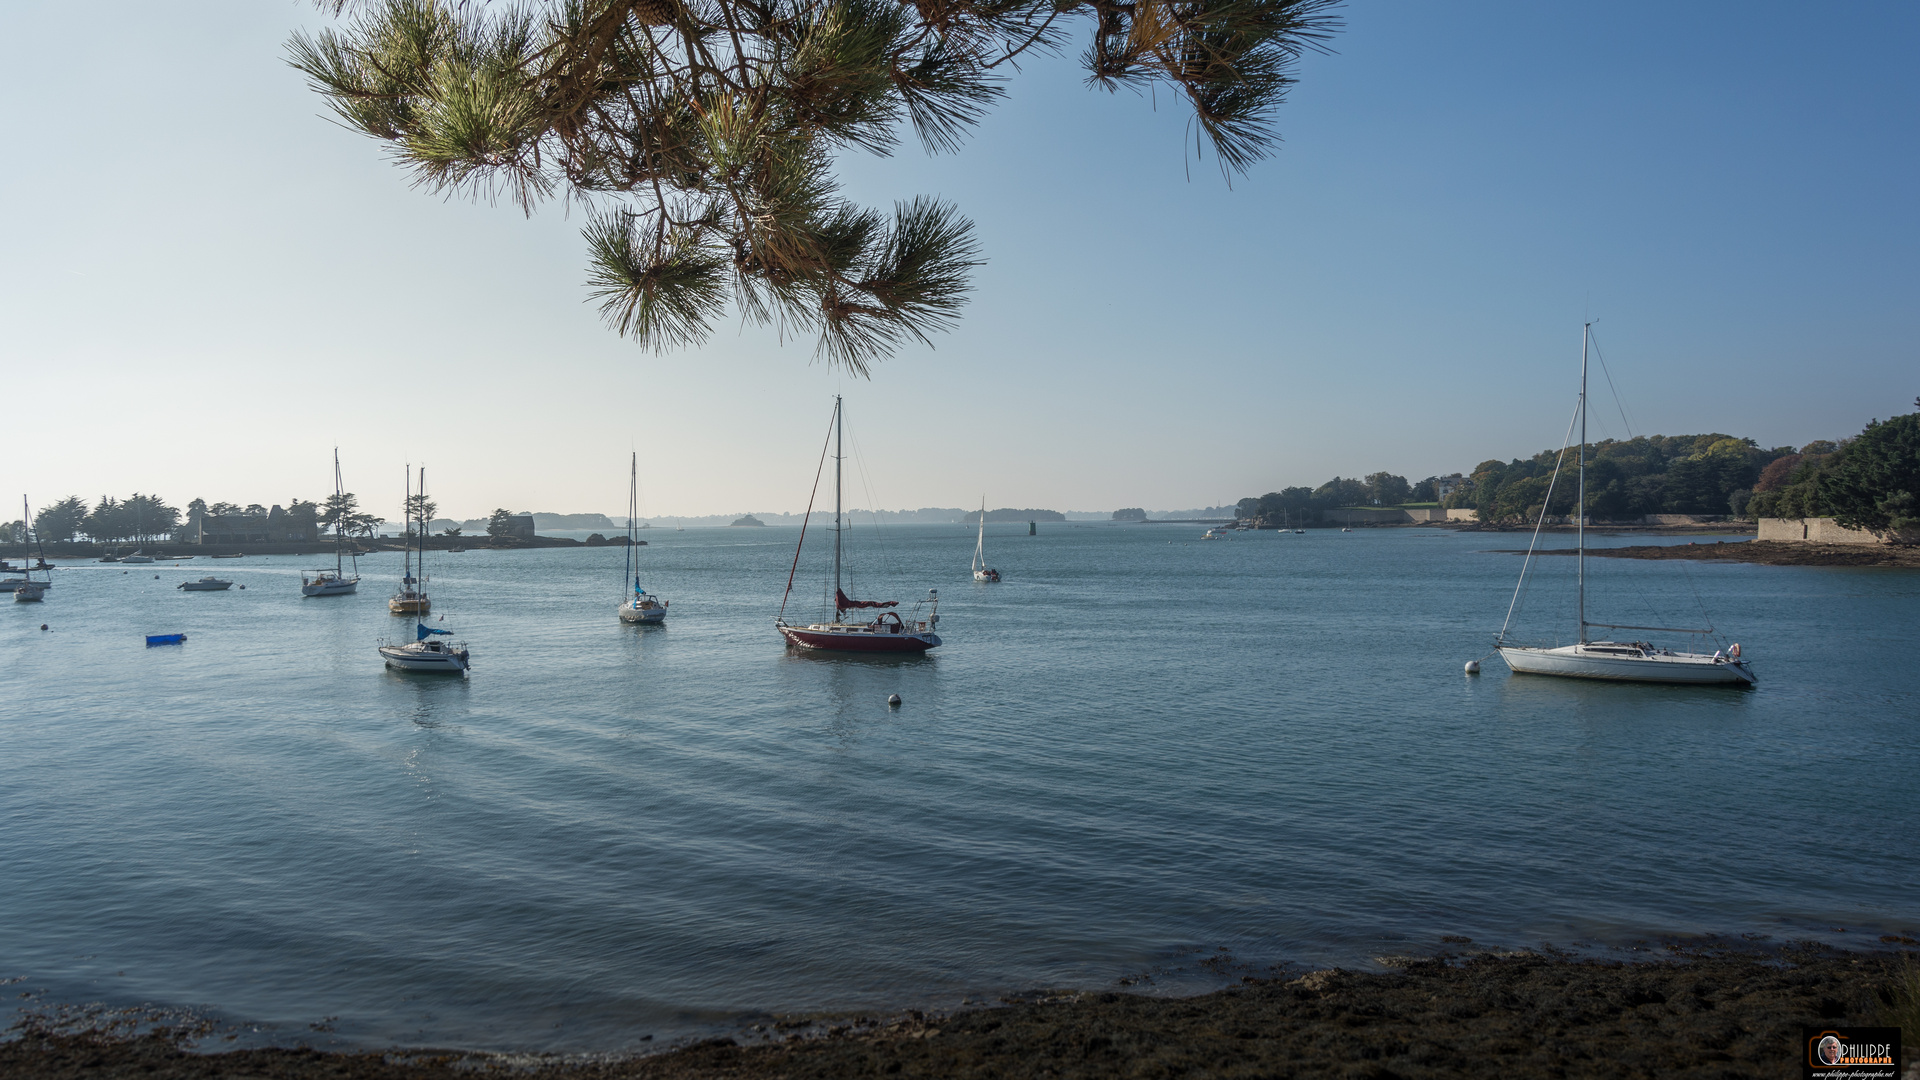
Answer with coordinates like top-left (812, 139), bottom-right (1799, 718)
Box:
top-left (145, 634), bottom-right (186, 647)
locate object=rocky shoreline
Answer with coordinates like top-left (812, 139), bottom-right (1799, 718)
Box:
top-left (1506, 539), bottom-right (1920, 568)
top-left (7, 945), bottom-right (1916, 1079)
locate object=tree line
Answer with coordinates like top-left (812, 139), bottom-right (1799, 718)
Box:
top-left (1236, 472), bottom-right (1439, 525)
top-left (1232, 400), bottom-right (1918, 536)
top-left (2, 491), bottom-right (441, 545)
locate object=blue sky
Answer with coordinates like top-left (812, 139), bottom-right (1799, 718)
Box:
top-left (2, 2), bottom-right (1913, 519)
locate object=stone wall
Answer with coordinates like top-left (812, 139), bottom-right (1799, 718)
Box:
top-left (1757, 517), bottom-right (1882, 545)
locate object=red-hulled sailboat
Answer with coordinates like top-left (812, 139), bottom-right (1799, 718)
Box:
top-left (776, 396), bottom-right (941, 654)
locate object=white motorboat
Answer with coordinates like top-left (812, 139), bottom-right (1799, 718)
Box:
top-left (971, 497), bottom-right (1000, 582)
top-left (1494, 323), bottom-right (1755, 687)
top-left (617, 452), bottom-right (669, 624)
top-left (1201, 527), bottom-right (1229, 540)
top-left (178, 577), bottom-right (233, 591)
top-left (304, 449), bottom-right (362, 597)
top-left (121, 553), bottom-right (155, 564)
top-left (379, 623), bottom-right (470, 674)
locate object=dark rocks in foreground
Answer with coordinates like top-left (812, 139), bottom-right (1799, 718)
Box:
top-left (5, 947), bottom-right (1914, 1079)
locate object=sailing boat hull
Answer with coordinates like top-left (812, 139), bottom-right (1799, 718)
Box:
top-left (779, 623), bottom-right (940, 653)
top-left (302, 577), bottom-right (358, 597)
top-left (389, 597), bottom-right (430, 615)
top-left (619, 601), bottom-right (667, 624)
top-left (1498, 645), bottom-right (1755, 685)
top-left (973, 569), bottom-right (999, 582)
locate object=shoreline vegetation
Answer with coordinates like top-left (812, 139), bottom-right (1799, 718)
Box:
top-left (5, 944), bottom-right (1915, 1079)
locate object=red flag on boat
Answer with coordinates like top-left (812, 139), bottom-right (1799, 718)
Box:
top-left (835, 588), bottom-right (898, 610)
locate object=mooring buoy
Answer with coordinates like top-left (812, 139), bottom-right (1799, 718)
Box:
top-left (1464, 660), bottom-right (1481, 675)
top-left (887, 694), bottom-right (902, 707)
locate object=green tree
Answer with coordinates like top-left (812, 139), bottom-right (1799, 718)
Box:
top-left (83, 497), bottom-right (129, 542)
top-left (322, 491), bottom-right (361, 536)
top-left (208, 501), bottom-right (244, 517)
top-left (289, 0), bottom-right (1340, 372)
top-left (286, 499), bottom-right (323, 540)
top-left (1822, 411), bottom-right (1919, 538)
top-left (405, 493), bottom-right (438, 534)
top-left (34, 496), bottom-right (89, 543)
top-left (1363, 471), bottom-right (1410, 506)
top-left (486, 508), bottom-right (516, 539)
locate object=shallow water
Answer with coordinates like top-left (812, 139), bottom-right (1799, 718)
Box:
top-left (2, 525), bottom-right (1915, 1051)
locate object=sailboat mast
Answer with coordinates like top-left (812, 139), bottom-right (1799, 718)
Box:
top-left (334, 449), bottom-right (345, 575)
top-left (1577, 322), bottom-right (1589, 644)
top-left (402, 467), bottom-right (412, 584)
top-left (975, 496), bottom-right (986, 570)
top-left (417, 467), bottom-right (426, 587)
top-left (832, 395), bottom-right (843, 611)
top-left (626, 452), bottom-right (637, 594)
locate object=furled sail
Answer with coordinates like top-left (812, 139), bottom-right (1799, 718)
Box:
top-left (835, 588), bottom-right (898, 610)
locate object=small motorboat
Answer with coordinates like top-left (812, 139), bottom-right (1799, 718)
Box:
top-left (99, 554), bottom-right (121, 562)
top-left (178, 577), bottom-right (234, 591)
top-left (379, 622), bottom-right (470, 674)
top-left (1201, 527), bottom-right (1229, 540)
top-left (210, 553), bottom-right (246, 559)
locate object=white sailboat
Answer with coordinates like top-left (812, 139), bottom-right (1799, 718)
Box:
top-left (1495, 324), bottom-right (1756, 686)
top-left (302, 449), bottom-right (361, 596)
top-left (618, 452), bottom-right (668, 624)
top-left (378, 620), bottom-right (470, 673)
top-left (971, 498), bottom-right (1000, 582)
top-left (10, 497), bottom-right (49, 601)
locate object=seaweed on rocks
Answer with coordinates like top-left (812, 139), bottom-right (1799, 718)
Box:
top-left (4, 946), bottom-right (1916, 1079)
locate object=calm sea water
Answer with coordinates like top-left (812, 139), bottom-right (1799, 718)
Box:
top-left (2, 524), bottom-right (1915, 1051)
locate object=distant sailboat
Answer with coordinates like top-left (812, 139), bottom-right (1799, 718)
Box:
top-left (776, 397), bottom-right (941, 653)
top-left (617, 452), bottom-right (668, 624)
top-left (388, 467), bottom-right (429, 615)
top-left (10, 496), bottom-right (49, 601)
top-left (972, 498), bottom-right (1000, 582)
top-left (303, 449), bottom-right (361, 596)
top-left (1495, 324), bottom-right (1756, 686)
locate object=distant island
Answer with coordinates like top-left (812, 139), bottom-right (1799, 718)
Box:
top-left (729, 514), bottom-right (766, 527)
top-left (451, 511), bottom-right (618, 532)
top-left (961, 508), bottom-right (1067, 524)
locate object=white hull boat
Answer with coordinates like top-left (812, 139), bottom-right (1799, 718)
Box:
top-left (14, 583), bottom-right (46, 602)
top-left (1499, 642), bottom-right (1754, 685)
top-left (302, 573), bottom-right (358, 596)
top-left (616, 452), bottom-right (669, 624)
top-left (379, 638), bottom-right (470, 673)
top-left (306, 451), bottom-right (362, 598)
top-left (1494, 323), bottom-right (1755, 688)
top-left (121, 554), bottom-right (154, 564)
top-left (619, 597), bottom-right (667, 624)
top-left (179, 577), bottom-right (233, 591)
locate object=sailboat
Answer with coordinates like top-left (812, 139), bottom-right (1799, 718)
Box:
top-left (776, 396), bottom-right (941, 653)
top-left (971, 498), bottom-right (1000, 582)
top-left (378, 620), bottom-right (470, 673)
top-left (617, 452), bottom-right (668, 624)
top-left (302, 449), bottom-right (362, 596)
top-left (1495, 324), bottom-right (1756, 686)
top-left (388, 467), bottom-right (430, 615)
top-left (11, 497), bottom-right (49, 601)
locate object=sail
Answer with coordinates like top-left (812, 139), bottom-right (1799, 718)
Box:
top-left (417, 622), bottom-right (452, 641)
top-left (835, 588), bottom-right (897, 610)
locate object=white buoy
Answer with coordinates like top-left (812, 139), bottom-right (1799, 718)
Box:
top-left (887, 694), bottom-right (902, 707)
top-left (1464, 660), bottom-right (1481, 675)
